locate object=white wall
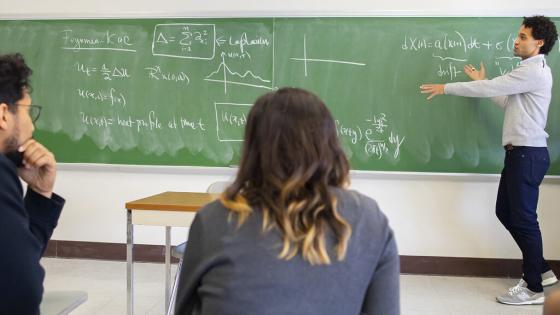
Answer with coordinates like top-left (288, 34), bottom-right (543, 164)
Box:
top-left (2, 0), bottom-right (560, 259)
top-left (51, 166), bottom-right (560, 259)
top-left (1, 0), bottom-right (559, 17)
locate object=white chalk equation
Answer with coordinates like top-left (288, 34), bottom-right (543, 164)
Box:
top-left (205, 52), bottom-right (272, 94)
top-left (434, 56), bottom-right (521, 81)
top-left (77, 87), bottom-right (127, 107)
top-left (75, 62), bottom-right (131, 80)
top-left (152, 23), bottom-right (216, 60)
top-left (213, 102), bottom-right (251, 142)
top-left (401, 31), bottom-right (525, 81)
top-left (215, 32), bottom-right (271, 60)
top-left (144, 65), bottom-right (190, 85)
top-left (436, 62), bottom-right (463, 81)
top-left (493, 57), bottom-right (522, 75)
top-left (61, 29), bottom-right (136, 52)
top-left (79, 110), bottom-right (206, 133)
top-left (290, 35), bottom-right (366, 77)
top-left (401, 31), bottom-right (517, 54)
top-left (336, 113), bottom-right (405, 160)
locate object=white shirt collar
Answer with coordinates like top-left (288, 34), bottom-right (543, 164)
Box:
top-left (520, 54), bottom-right (545, 65)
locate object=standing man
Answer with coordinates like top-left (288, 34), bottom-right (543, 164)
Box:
top-left (421, 16), bottom-right (558, 305)
top-left (0, 53), bottom-right (65, 314)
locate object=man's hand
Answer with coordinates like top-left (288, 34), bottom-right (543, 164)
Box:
top-left (17, 139), bottom-right (56, 199)
top-left (420, 84), bottom-right (445, 100)
top-left (464, 62), bottom-right (486, 81)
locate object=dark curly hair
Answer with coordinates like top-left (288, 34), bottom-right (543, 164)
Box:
top-left (522, 16), bottom-right (559, 55)
top-left (0, 53), bottom-right (32, 113)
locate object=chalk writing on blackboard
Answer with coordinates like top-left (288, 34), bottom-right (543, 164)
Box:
top-left (152, 23), bottom-right (216, 60)
top-left (290, 35), bottom-right (366, 77)
top-left (61, 29), bottom-right (136, 52)
top-left (214, 102), bottom-right (252, 142)
top-left (205, 53), bottom-right (272, 94)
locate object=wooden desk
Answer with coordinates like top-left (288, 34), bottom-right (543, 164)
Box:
top-left (125, 192), bottom-right (216, 315)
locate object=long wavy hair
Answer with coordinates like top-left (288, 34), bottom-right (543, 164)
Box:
top-left (220, 87), bottom-right (351, 265)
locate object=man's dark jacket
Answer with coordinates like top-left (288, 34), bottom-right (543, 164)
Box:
top-left (0, 154), bottom-right (64, 315)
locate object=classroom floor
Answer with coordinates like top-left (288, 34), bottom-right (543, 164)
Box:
top-left (42, 257), bottom-right (554, 315)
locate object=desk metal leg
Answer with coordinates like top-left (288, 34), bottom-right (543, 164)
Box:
top-left (164, 226), bottom-right (171, 314)
top-left (127, 209), bottom-right (134, 315)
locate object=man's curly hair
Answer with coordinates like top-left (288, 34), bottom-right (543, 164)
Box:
top-left (523, 16), bottom-right (559, 55)
top-left (0, 53), bottom-right (32, 113)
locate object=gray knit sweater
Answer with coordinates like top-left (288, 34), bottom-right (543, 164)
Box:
top-left (174, 188), bottom-right (400, 315)
top-left (445, 54), bottom-right (552, 147)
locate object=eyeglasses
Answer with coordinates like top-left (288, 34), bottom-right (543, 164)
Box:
top-left (13, 104), bottom-right (42, 123)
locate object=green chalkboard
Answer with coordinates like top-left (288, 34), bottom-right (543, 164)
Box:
top-left (1, 17), bottom-right (559, 174)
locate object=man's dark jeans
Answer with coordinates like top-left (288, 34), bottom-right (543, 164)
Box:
top-left (496, 146), bottom-right (550, 293)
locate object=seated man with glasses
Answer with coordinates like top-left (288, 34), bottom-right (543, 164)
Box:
top-left (0, 53), bottom-right (65, 315)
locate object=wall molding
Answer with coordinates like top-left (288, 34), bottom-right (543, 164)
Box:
top-left (44, 240), bottom-right (559, 277)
